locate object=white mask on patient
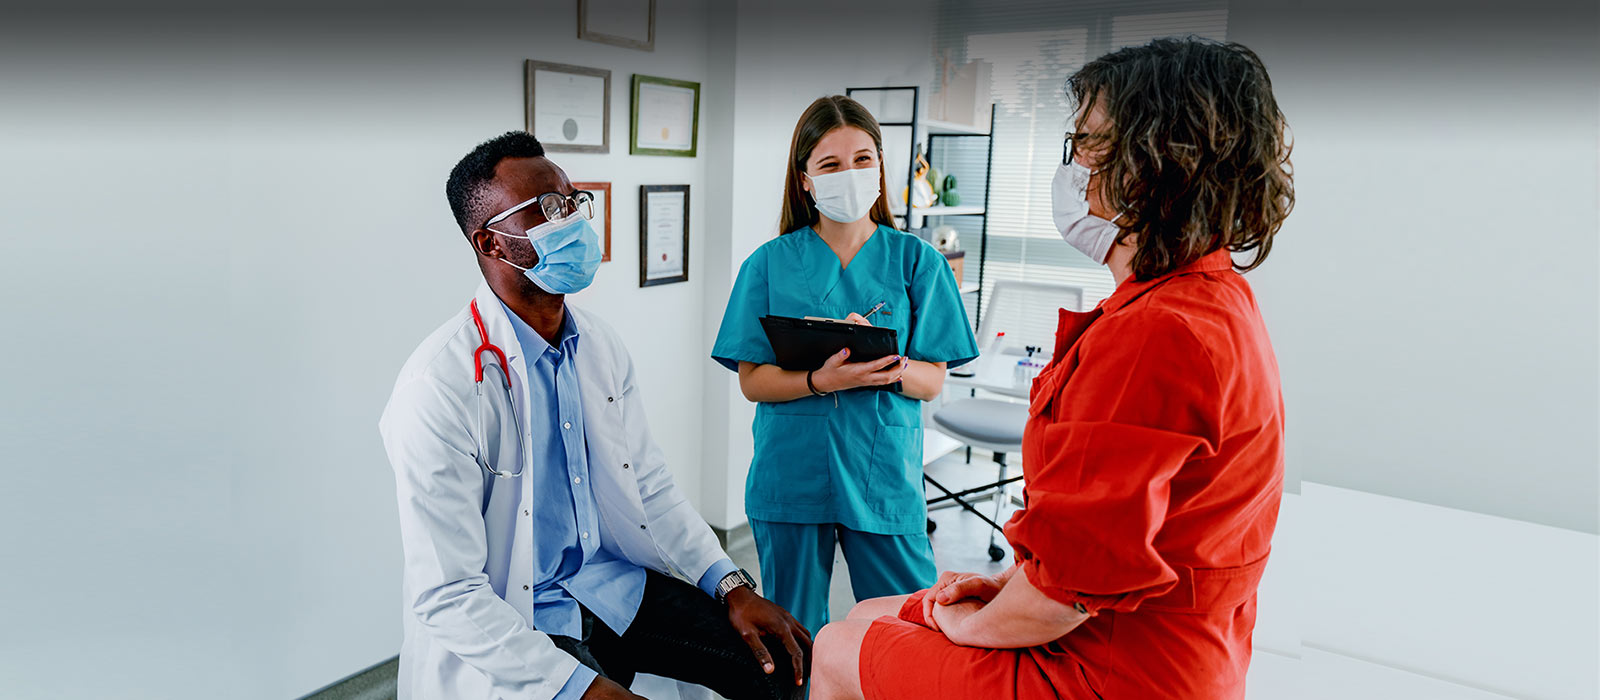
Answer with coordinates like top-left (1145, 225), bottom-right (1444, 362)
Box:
top-left (1051, 161), bottom-right (1123, 265)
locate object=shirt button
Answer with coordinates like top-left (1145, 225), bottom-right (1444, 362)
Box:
top-left (523, 510), bottom-right (530, 516)
top-left (639, 524), bottom-right (646, 530)
top-left (622, 463), bottom-right (630, 469)
top-left (607, 396), bottom-right (614, 403)
top-left (573, 476), bottom-right (582, 484)
top-left (523, 585), bottom-right (529, 591)
top-left (563, 421), bottom-right (572, 430)
top-left (581, 531), bottom-right (589, 540)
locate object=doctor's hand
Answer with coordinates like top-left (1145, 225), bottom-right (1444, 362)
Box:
top-left (811, 347), bottom-right (907, 393)
top-left (843, 312), bottom-right (873, 326)
top-left (725, 586), bottom-right (812, 687)
top-left (579, 675), bottom-right (646, 700)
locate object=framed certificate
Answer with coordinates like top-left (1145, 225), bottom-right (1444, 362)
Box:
top-left (630, 74), bottom-right (700, 157)
top-left (578, 0), bottom-right (654, 52)
top-left (639, 185), bottom-right (689, 287)
top-left (525, 60), bottom-right (610, 154)
top-left (571, 181), bottom-right (612, 262)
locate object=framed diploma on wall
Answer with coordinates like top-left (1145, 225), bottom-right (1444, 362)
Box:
top-left (630, 74), bottom-right (700, 157)
top-left (578, 0), bottom-right (654, 52)
top-left (639, 185), bottom-right (689, 287)
top-left (571, 181), bottom-right (612, 262)
top-left (525, 60), bottom-right (610, 154)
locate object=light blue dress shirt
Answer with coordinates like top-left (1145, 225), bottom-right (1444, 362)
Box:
top-left (502, 302), bottom-right (738, 700)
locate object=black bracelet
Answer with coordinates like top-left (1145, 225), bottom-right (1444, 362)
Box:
top-left (806, 370), bottom-right (829, 396)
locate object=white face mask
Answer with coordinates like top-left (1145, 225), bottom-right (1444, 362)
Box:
top-left (1051, 161), bottom-right (1123, 264)
top-left (807, 167), bottom-right (881, 224)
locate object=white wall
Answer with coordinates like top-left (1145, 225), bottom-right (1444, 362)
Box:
top-left (697, 0), bottom-right (939, 530)
top-left (0, 1), bottom-right (716, 697)
top-left (1229, 0), bottom-right (1600, 533)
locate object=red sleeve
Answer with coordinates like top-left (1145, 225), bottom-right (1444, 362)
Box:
top-left (1005, 310), bottom-right (1223, 614)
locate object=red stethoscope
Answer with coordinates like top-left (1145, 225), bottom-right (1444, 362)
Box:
top-left (470, 299), bottom-right (525, 478)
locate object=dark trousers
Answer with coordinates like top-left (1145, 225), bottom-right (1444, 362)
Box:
top-left (549, 570), bottom-right (803, 700)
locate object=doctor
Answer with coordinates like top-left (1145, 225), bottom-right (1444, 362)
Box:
top-left (380, 132), bottom-right (809, 700)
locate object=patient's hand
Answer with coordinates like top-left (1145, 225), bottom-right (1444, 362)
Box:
top-left (936, 572), bottom-right (1007, 605)
top-left (923, 567), bottom-right (1013, 629)
top-left (930, 598), bottom-right (986, 642)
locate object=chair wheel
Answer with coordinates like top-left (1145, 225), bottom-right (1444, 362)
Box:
top-left (927, 519), bottom-right (937, 534)
top-left (988, 544), bottom-right (1005, 562)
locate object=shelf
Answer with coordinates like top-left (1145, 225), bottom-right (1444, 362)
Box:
top-left (925, 119), bottom-right (991, 136)
top-left (960, 283), bottom-right (981, 295)
top-left (891, 204), bottom-right (986, 217)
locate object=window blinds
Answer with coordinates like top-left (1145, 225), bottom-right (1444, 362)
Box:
top-left (927, 0), bottom-right (1229, 327)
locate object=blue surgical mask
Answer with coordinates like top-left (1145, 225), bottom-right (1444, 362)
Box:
top-left (491, 212), bottom-right (602, 294)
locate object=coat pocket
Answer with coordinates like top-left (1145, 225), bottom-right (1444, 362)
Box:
top-left (866, 424), bottom-right (923, 515)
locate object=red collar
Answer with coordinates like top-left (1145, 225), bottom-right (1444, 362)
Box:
top-left (1100, 249), bottom-right (1235, 314)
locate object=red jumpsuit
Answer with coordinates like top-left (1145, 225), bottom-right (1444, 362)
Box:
top-left (860, 250), bottom-right (1284, 699)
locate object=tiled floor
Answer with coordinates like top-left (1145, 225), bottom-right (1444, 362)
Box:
top-left (724, 448), bottom-right (1020, 625)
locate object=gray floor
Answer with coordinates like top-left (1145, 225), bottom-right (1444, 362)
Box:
top-left (725, 448), bottom-right (1022, 624)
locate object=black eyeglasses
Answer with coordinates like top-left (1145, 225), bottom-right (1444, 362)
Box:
top-left (1062, 132), bottom-right (1089, 166)
top-left (483, 190), bottom-right (595, 230)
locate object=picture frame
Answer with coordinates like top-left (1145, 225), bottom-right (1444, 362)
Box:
top-left (639, 185), bottom-right (689, 287)
top-left (571, 181), bottom-right (612, 262)
top-left (630, 74), bottom-right (700, 157)
top-left (577, 0), bottom-right (655, 52)
top-left (525, 60), bottom-right (611, 154)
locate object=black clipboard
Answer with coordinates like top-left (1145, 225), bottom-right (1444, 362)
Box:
top-left (759, 315), bottom-right (902, 393)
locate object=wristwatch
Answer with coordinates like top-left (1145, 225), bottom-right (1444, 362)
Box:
top-left (714, 568), bottom-right (758, 604)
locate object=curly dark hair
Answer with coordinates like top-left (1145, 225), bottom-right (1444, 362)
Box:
top-left (445, 131), bottom-right (546, 235)
top-left (1069, 37), bottom-right (1294, 280)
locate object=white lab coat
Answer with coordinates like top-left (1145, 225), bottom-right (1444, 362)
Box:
top-left (379, 283), bottom-right (728, 700)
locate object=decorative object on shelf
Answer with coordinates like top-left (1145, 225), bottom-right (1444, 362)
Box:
top-left (903, 144), bottom-right (937, 208)
top-left (631, 74), bottom-right (700, 157)
top-left (571, 181), bottom-right (612, 262)
top-left (524, 61), bottom-right (610, 154)
top-left (943, 249), bottom-right (966, 287)
top-left (940, 174), bottom-right (962, 206)
top-left (639, 184), bottom-right (689, 287)
top-left (933, 225), bottom-right (961, 253)
top-left (927, 162), bottom-right (944, 199)
top-left (578, 0), bottom-right (655, 51)
top-left (930, 52), bottom-right (994, 131)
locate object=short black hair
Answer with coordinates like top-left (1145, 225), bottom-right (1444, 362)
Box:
top-left (445, 131), bottom-right (546, 234)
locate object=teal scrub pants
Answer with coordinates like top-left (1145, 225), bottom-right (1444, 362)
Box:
top-left (748, 519), bottom-right (937, 636)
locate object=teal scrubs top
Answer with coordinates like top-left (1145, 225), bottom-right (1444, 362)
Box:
top-left (712, 225), bottom-right (979, 535)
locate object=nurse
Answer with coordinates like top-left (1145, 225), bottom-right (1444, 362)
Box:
top-left (712, 95), bottom-right (979, 635)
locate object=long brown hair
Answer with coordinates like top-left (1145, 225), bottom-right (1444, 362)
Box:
top-left (779, 96), bottom-right (898, 235)
top-left (1069, 37), bottom-right (1294, 279)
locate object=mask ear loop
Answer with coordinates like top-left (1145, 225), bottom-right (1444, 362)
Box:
top-left (486, 227), bottom-right (533, 271)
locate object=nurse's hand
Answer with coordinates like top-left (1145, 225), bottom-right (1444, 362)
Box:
top-left (812, 347), bottom-right (907, 393)
top-left (844, 312), bottom-right (873, 326)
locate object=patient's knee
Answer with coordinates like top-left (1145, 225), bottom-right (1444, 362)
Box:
top-left (847, 594), bottom-right (906, 621)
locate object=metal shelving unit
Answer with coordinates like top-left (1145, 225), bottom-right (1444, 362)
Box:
top-left (847, 86), bottom-right (997, 329)
top-left (925, 103), bottom-right (997, 329)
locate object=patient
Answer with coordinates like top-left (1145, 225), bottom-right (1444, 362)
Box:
top-left (809, 36), bottom-right (1292, 700)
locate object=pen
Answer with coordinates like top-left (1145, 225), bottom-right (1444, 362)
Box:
top-left (861, 301), bottom-right (887, 320)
